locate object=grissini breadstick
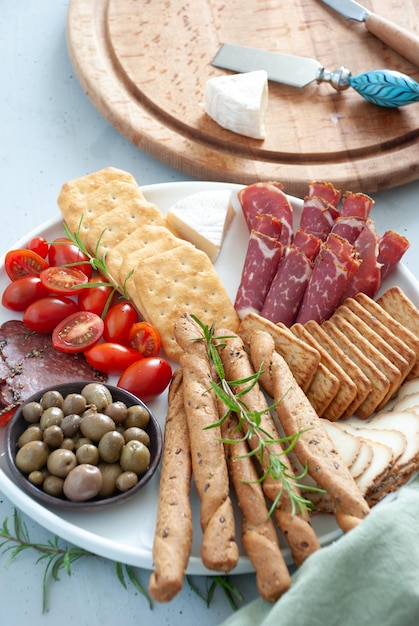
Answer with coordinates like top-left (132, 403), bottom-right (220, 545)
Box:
top-left (249, 329), bottom-right (370, 528)
top-left (175, 315), bottom-right (239, 572)
top-left (214, 328), bottom-right (320, 566)
top-left (220, 410), bottom-right (291, 602)
top-left (149, 369), bottom-right (193, 602)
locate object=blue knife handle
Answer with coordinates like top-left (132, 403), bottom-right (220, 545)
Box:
top-left (348, 69), bottom-right (419, 108)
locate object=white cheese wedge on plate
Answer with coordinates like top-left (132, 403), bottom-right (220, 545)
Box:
top-left (166, 189), bottom-right (236, 262)
top-left (205, 70), bottom-right (268, 140)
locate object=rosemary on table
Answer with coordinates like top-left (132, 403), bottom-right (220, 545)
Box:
top-left (190, 315), bottom-right (324, 517)
top-left (0, 509), bottom-right (244, 613)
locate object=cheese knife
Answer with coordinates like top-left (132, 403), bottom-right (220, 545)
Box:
top-left (318, 0), bottom-right (419, 67)
top-left (211, 43), bottom-right (419, 108)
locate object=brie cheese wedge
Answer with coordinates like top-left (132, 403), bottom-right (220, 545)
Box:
top-left (166, 189), bottom-right (236, 262)
top-left (205, 70), bottom-right (268, 140)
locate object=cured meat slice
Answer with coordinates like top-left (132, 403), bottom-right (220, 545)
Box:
top-left (295, 234), bottom-right (360, 325)
top-left (254, 213), bottom-right (283, 239)
top-left (341, 220), bottom-right (381, 300)
top-left (0, 320), bottom-right (106, 414)
top-left (299, 196), bottom-right (339, 241)
top-left (308, 181), bottom-right (341, 208)
top-left (330, 216), bottom-right (366, 245)
top-left (234, 230), bottom-right (284, 318)
top-left (377, 230), bottom-right (410, 283)
top-left (261, 231), bottom-right (321, 326)
top-left (238, 182), bottom-right (294, 245)
top-left (340, 191), bottom-right (374, 219)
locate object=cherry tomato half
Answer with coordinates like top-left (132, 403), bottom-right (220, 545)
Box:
top-left (129, 321), bottom-right (162, 357)
top-left (40, 266), bottom-right (89, 296)
top-left (78, 278), bottom-right (115, 317)
top-left (48, 237), bottom-right (92, 278)
top-left (85, 342), bottom-right (143, 375)
top-left (23, 296), bottom-right (79, 334)
top-left (52, 310), bottom-right (104, 354)
top-left (27, 236), bottom-right (49, 259)
top-left (5, 249), bottom-right (49, 281)
top-left (117, 357), bottom-right (172, 402)
top-left (2, 276), bottom-right (50, 311)
top-left (103, 301), bottom-right (139, 345)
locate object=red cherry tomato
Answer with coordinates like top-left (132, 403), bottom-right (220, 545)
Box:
top-left (5, 249), bottom-right (49, 281)
top-left (27, 236), bottom-right (49, 259)
top-left (85, 342), bottom-right (143, 375)
top-left (129, 321), bottom-right (162, 357)
top-left (103, 301), bottom-right (139, 345)
top-left (40, 266), bottom-right (89, 296)
top-left (52, 311), bottom-right (104, 354)
top-left (78, 278), bottom-right (115, 317)
top-left (48, 237), bottom-right (92, 278)
top-left (117, 357), bottom-right (172, 402)
top-left (23, 296), bottom-right (79, 334)
top-left (0, 408), bottom-right (16, 427)
top-left (2, 276), bottom-right (50, 311)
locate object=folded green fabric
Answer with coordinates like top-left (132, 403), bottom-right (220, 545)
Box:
top-left (220, 476), bottom-right (419, 626)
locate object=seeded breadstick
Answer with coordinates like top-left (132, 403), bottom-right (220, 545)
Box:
top-left (214, 328), bottom-right (320, 566)
top-left (149, 369), bottom-right (193, 602)
top-left (249, 329), bottom-right (370, 529)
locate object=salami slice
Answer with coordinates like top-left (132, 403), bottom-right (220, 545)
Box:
top-left (300, 195), bottom-right (339, 241)
top-left (341, 220), bottom-right (381, 300)
top-left (377, 230), bottom-right (410, 283)
top-left (308, 181), bottom-right (341, 208)
top-left (234, 230), bottom-right (284, 318)
top-left (340, 191), bottom-right (374, 219)
top-left (238, 182), bottom-right (294, 245)
top-left (295, 234), bottom-right (360, 325)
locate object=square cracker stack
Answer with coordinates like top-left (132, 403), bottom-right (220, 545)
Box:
top-left (57, 167), bottom-right (239, 362)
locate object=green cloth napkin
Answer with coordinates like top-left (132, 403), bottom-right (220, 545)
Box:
top-left (220, 476), bottom-right (419, 626)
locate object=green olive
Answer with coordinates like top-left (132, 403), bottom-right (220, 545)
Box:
top-left (28, 470), bottom-right (44, 486)
top-left (76, 443), bottom-right (99, 465)
top-left (124, 405), bottom-right (150, 429)
top-left (15, 441), bottom-right (49, 473)
top-left (61, 438), bottom-right (75, 451)
top-left (120, 440), bottom-right (150, 474)
top-left (47, 448), bottom-right (77, 478)
top-left (98, 431), bottom-right (125, 463)
top-left (116, 471), bottom-right (138, 492)
top-left (43, 425), bottom-right (64, 448)
top-left (80, 411), bottom-right (115, 442)
top-left (60, 413), bottom-right (82, 438)
top-left (104, 401), bottom-right (128, 425)
top-left (40, 390), bottom-right (64, 409)
top-left (40, 406), bottom-right (64, 430)
top-left (63, 464), bottom-right (103, 501)
top-left (22, 401), bottom-right (44, 423)
top-left (98, 463), bottom-right (122, 498)
top-left (43, 475), bottom-right (64, 497)
top-left (123, 427), bottom-right (150, 447)
top-left (62, 393), bottom-right (86, 416)
top-left (81, 383), bottom-right (112, 412)
top-left (17, 425), bottom-right (43, 448)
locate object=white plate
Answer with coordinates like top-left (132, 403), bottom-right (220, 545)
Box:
top-left (0, 180), bottom-right (418, 575)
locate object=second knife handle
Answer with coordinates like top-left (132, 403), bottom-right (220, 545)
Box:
top-left (366, 13), bottom-right (419, 68)
top-left (349, 69), bottom-right (419, 108)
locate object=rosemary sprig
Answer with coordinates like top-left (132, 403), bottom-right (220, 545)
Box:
top-left (1, 509), bottom-right (245, 613)
top-left (189, 315), bottom-right (324, 516)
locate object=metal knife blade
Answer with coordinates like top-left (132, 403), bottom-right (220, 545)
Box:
top-left (211, 43), bottom-right (419, 108)
top-left (318, 0), bottom-right (419, 67)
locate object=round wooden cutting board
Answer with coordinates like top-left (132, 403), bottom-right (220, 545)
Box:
top-left (67, 0), bottom-right (419, 196)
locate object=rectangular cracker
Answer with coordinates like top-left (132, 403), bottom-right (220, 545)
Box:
top-left (238, 313), bottom-right (320, 392)
top-left (328, 314), bottom-right (401, 411)
top-left (57, 168), bottom-right (140, 234)
top-left (321, 319), bottom-right (390, 419)
top-left (304, 320), bottom-right (372, 419)
top-left (353, 292), bottom-right (419, 380)
top-left (291, 322), bottom-right (357, 421)
top-left (332, 305), bottom-right (412, 385)
top-left (132, 245), bottom-right (239, 362)
top-left (377, 285), bottom-right (419, 339)
top-left (305, 361), bottom-right (340, 417)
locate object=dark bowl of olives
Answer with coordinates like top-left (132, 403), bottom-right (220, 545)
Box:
top-left (5, 381), bottom-right (163, 510)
